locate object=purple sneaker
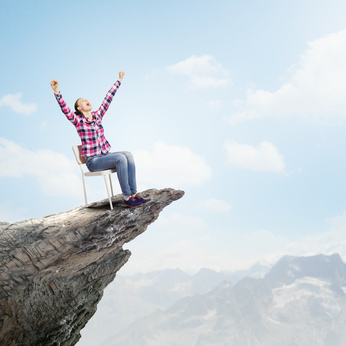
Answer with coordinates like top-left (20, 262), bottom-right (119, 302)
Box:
top-left (124, 196), bottom-right (148, 208)
top-left (133, 194), bottom-right (150, 205)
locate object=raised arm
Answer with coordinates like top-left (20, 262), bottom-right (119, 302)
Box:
top-left (95, 71), bottom-right (125, 118)
top-left (50, 79), bottom-right (78, 125)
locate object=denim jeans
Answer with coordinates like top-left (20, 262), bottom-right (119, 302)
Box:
top-left (86, 151), bottom-right (137, 197)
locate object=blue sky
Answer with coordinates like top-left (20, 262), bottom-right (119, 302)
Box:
top-left (2, 0), bottom-right (346, 273)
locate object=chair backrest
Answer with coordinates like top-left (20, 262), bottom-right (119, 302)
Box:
top-left (72, 145), bottom-right (86, 165)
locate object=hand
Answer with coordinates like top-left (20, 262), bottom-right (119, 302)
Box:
top-left (118, 71), bottom-right (125, 82)
top-left (50, 80), bottom-right (59, 94)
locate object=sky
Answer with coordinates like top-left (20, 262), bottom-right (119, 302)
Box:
top-left (2, 0), bottom-right (346, 274)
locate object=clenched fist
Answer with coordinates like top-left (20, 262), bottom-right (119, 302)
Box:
top-left (118, 71), bottom-right (125, 82)
top-left (50, 80), bottom-right (59, 94)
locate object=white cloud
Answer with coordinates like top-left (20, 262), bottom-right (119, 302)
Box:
top-left (134, 141), bottom-right (212, 188)
top-left (40, 121), bottom-right (48, 130)
top-left (245, 212), bottom-right (346, 270)
top-left (121, 212), bottom-right (211, 274)
top-left (122, 215), bottom-right (289, 274)
top-left (283, 211), bottom-right (346, 259)
top-left (0, 93), bottom-right (37, 115)
top-left (0, 203), bottom-right (28, 223)
top-left (123, 208), bottom-right (346, 275)
top-left (242, 230), bottom-right (289, 256)
top-left (224, 141), bottom-right (285, 173)
top-left (229, 29), bottom-right (346, 124)
top-left (153, 212), bottom-right (208, 233)
top-left (167, 55), bottom-right (231, 89)
top-left (198, 198), bottom-right (232, 213)
top-left (0, 138), bottom-right (80, 197)
top-left (206, 99), bottom-right (222, 111)
top-left (123, 235), bottom-right (214, 274)
top-left (325, 210), bottom-right (346, 229)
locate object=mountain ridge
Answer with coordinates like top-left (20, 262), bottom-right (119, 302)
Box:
top-left (103, 253), bottom-right (346, 346)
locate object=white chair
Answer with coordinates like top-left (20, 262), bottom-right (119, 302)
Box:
top-left (72, 145), bottom-right (116, 210)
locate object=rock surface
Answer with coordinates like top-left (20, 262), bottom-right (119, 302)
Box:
top-left (0, 188), bottom-right (184, 346)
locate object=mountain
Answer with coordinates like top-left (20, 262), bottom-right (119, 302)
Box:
top-left (104, 253), bottom-right (346, 346)
top-left (0, 188), bottom-right (184, 346)
top-left (265, 253), bottom-right (346, 287)
top-left (79, 262), bottom-right (271, 345)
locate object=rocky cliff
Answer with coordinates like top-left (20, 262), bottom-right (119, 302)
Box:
top-left (0, 188), bottom-right (184, 346)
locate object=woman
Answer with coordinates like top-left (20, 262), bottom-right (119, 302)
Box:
top-left (50, 71), bottom-right (148, 208)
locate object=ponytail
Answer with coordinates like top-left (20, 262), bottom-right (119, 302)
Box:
top-left (74, 98), bottom-right (82, 115)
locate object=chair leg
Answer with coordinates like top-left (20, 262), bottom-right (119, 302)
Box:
top-left (81, 173), bottom-right (88, 206)
top-left (109, 174), bottom-right (114, 197)
top-left (104, 175), bottom-right (113, 210)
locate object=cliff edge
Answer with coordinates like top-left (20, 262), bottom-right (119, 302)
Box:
top-left (0, 188), bottom-right (184, 346)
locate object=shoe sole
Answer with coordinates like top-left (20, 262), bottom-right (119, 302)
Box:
top-left (124, 201), bottom-right (149, 209)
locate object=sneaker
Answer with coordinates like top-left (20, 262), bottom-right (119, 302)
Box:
top-left (133, 194), bottom-right (150, 204)
top-left (124, 196), bottom-right (147, 208)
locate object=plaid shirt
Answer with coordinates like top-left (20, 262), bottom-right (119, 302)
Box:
top-left (55, 81), bottom-right (121, 157)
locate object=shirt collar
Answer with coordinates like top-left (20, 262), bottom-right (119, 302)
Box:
top-left (82, 112), bottom-right (95, 123)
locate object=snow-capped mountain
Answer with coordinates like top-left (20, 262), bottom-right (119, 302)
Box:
top-left (79, 264), bottom-right (270, 345)
top-left (265, 253), bottom-right (346, 287)
top-left (103, 253), bottom-right (346, 346)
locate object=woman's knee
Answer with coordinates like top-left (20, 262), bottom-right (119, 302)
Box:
top-left (115, 153), bottom-right (127, 164)
top-left (122, 151), bottom-right (134, 162)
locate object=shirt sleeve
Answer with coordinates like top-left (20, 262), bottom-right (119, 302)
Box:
top-left (94, 80), bottom-right (121, 119)
top-left (54, 92), bottom-right (78, 126)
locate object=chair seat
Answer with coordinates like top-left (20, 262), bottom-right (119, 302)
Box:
top-left (72, 145), bottom-right (117, 209)
top-left (85, 168), bottom-right (117, 177)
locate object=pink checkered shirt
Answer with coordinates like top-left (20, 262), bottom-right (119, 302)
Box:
top-left (54, 81), bottom-right (121, 157)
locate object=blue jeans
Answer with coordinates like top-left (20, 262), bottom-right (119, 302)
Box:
top-left (86, 151), bottom-right (137, 197)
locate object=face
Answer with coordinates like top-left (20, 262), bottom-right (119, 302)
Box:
top-left (77, 98), bottom-right (92, 112)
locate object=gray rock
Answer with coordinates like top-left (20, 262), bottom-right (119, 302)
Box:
top-left (0, 188), bottom-right (184, 346)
